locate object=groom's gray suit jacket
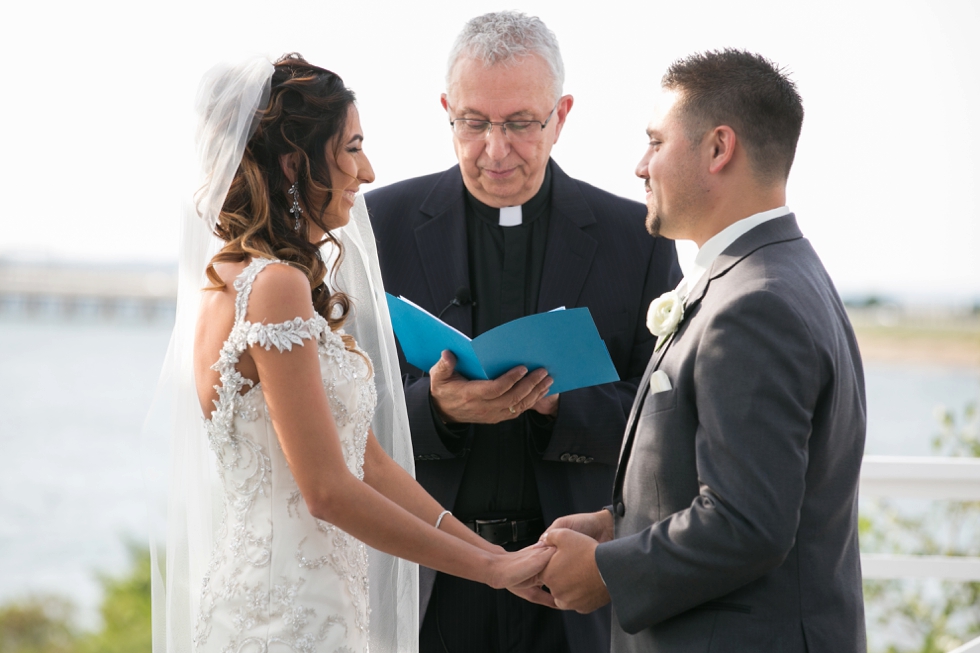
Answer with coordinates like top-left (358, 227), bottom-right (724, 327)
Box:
top-left (595, 215), bottom-right (867, 652)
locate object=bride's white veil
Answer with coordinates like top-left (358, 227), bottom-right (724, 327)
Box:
top-left (337, 197), bottom-right (420, 652)
top-left (143, 55), bottom-right (417, 653)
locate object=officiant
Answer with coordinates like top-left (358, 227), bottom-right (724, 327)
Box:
top-left (366, 11), bottom-right (680, 653)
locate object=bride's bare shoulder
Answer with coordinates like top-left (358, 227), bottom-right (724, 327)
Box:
top-left (245, 260), bottom-right (315, 323)
top-left (211, 260), bottom-right (249, 286)
top-left (198, 258), bottom-right (313, 323)
top-left (197, 260), bottom-right (247, 317)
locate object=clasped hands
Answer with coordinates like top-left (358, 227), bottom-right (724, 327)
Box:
top-left (523, 509), bottom-right (614, 613)
top-left (488, 510), bottom-right (613, 612)
top-left (429, 351), bottom-right (607, 612)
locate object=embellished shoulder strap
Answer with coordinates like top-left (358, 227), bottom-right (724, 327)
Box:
top-left (232, 257), bottom-right (280, 327)
top-left (227, 257), bottom-right (328, 354)
top-left (244, 317), bottom-right (325, 353)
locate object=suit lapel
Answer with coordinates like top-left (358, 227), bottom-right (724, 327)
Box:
top-left (613, 214), bottom-right (806, 488)
top-left (414, 167), bottom-right (473, 336)
top-left (646, 270), bottom-right (710, 368)
top-left (615, 353), bottom-right (659, 461)
top-left (536, 161), bottom-right (598, 312)
top-left (619, 271), bottom-right (708, 445)
top-left (612, 280), bottom-right (705, 490)
top-left (631, 212), bottom-right (804, 386)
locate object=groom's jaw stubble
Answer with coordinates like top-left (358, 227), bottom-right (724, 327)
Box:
top-left (646, 213), bottom-right (662, 238)
top-left (644, 181), bottom-right (662, 237)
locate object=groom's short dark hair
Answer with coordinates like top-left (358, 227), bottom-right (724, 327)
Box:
top-left (663, 49), bottom-right (804, 183)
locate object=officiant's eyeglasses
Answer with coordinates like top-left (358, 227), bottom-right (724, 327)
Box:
top-left (449, 102), bottom-right (560, 142)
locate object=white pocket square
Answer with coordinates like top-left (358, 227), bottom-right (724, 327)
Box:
top-left (649, 370), bottom-right (672, 394)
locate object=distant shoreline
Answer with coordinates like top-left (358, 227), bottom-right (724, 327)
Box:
top-left (854, 329), bottom-right (980, 369)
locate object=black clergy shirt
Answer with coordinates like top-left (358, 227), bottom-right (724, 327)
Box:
top-left (432, 166), bottom-right (556, 523)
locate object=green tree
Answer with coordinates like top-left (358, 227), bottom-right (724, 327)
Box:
top-left (0, 596), bottom-right (76, 653)
top-left (0, 544), bottom-right (151, 653)
top-left (77, 544), bottom-right (151, 653)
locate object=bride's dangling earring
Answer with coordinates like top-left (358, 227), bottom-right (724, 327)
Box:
top-left (288, 182), bottom-right (303, 231)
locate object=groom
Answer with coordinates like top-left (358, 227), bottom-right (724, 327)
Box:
top-left (539, 50), bottom-right (868, 652)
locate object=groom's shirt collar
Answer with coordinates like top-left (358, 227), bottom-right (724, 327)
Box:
top-left (677, 205), bottom-right (791, 299)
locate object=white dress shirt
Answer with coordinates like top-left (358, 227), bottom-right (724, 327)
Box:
top-left (676, 206), bottom-right (791, 300)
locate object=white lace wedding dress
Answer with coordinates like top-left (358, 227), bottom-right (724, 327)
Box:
top-left (193, 257), bottom-right (376, 653)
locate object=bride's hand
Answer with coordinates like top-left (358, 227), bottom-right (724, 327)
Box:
top-left (486, 542), bottom-right (554, 591)
top-left (501, 545), bottom-right (559, 608)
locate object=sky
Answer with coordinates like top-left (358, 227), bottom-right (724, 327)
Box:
top-left (1, 0), bottom-right (977, 303)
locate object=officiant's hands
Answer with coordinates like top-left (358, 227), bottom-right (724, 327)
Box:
top-left (531, 392), bottom-right (560, 418)
top-left (430, 351), bottom-right (554, 424)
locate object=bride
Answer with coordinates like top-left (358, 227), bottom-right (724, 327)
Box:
top-left (150, 54), bottom-right (554, 653)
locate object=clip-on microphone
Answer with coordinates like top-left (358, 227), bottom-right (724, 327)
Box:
top-left (437, 287), bottom-right (476, 319)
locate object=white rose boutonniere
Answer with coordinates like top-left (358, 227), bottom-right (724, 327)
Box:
top-left (647, 290), bottom-right (685, 352)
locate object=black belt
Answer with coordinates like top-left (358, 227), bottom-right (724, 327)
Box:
top-left (464, 517), bottom-right (545, 546)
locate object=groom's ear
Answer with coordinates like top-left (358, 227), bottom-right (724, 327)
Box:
top-left (706, 125), bottom-right (737, 175)
top-left (279, 152), bottom-right (301, 185)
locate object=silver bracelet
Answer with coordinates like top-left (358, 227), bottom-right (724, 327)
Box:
top-left (434, 509), bottom-right (451, 530)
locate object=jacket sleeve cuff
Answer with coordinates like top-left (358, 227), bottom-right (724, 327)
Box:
top-left (527, 409), bottom-right (557, 454)
top-left (428, 393), bottom-right (469, 454)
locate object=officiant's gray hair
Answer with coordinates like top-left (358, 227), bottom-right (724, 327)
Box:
top-left (447, 11), bottom-right (564, 102)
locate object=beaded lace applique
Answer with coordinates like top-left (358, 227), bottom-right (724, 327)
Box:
top-left (194, 257), bottom-right (375, 653)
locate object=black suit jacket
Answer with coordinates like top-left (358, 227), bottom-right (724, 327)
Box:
top-left (366, 160), bottom-right (680, 653)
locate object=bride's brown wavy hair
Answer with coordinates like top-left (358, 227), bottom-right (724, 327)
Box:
top-left (203, 53), bottom-right (358, 349)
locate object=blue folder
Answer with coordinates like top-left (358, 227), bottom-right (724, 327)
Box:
top-left (385, 293), bottom-right (620, 395)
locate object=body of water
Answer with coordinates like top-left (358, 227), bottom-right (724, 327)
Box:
top-left (0, 316), bottom-right (977, 626)
top-left (0, 317), bottom-right (171, 625)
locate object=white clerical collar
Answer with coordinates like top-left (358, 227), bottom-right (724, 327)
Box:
top-left (499, 205), bottom-right (522, 227)
top-left (677, 206), bottom-right (791, 298)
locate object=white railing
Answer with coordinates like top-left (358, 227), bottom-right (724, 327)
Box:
top-left (951, 639), bottom-right (980, 653)
top-left (859, 455), bottom-right (980, 653)
top-left (861, 456), bottom-right (980, 502)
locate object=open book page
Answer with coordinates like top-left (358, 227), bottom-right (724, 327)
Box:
top-left (386, 294), bottom-right (619, 395)
top-left (398, 295), bottom-right (471, 340)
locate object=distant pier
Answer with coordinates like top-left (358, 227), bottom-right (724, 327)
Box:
top-left (0, 261), bottom-right (177, 322)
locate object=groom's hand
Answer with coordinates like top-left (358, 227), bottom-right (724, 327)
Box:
top-left (540, 528), bottom-right (611, 614)
top-left (544, 510), bottom-right (614, 544)
top-left (430, 351), bottom-right (553, 424)
top-left (508, 583), bottom-right (558, 609)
